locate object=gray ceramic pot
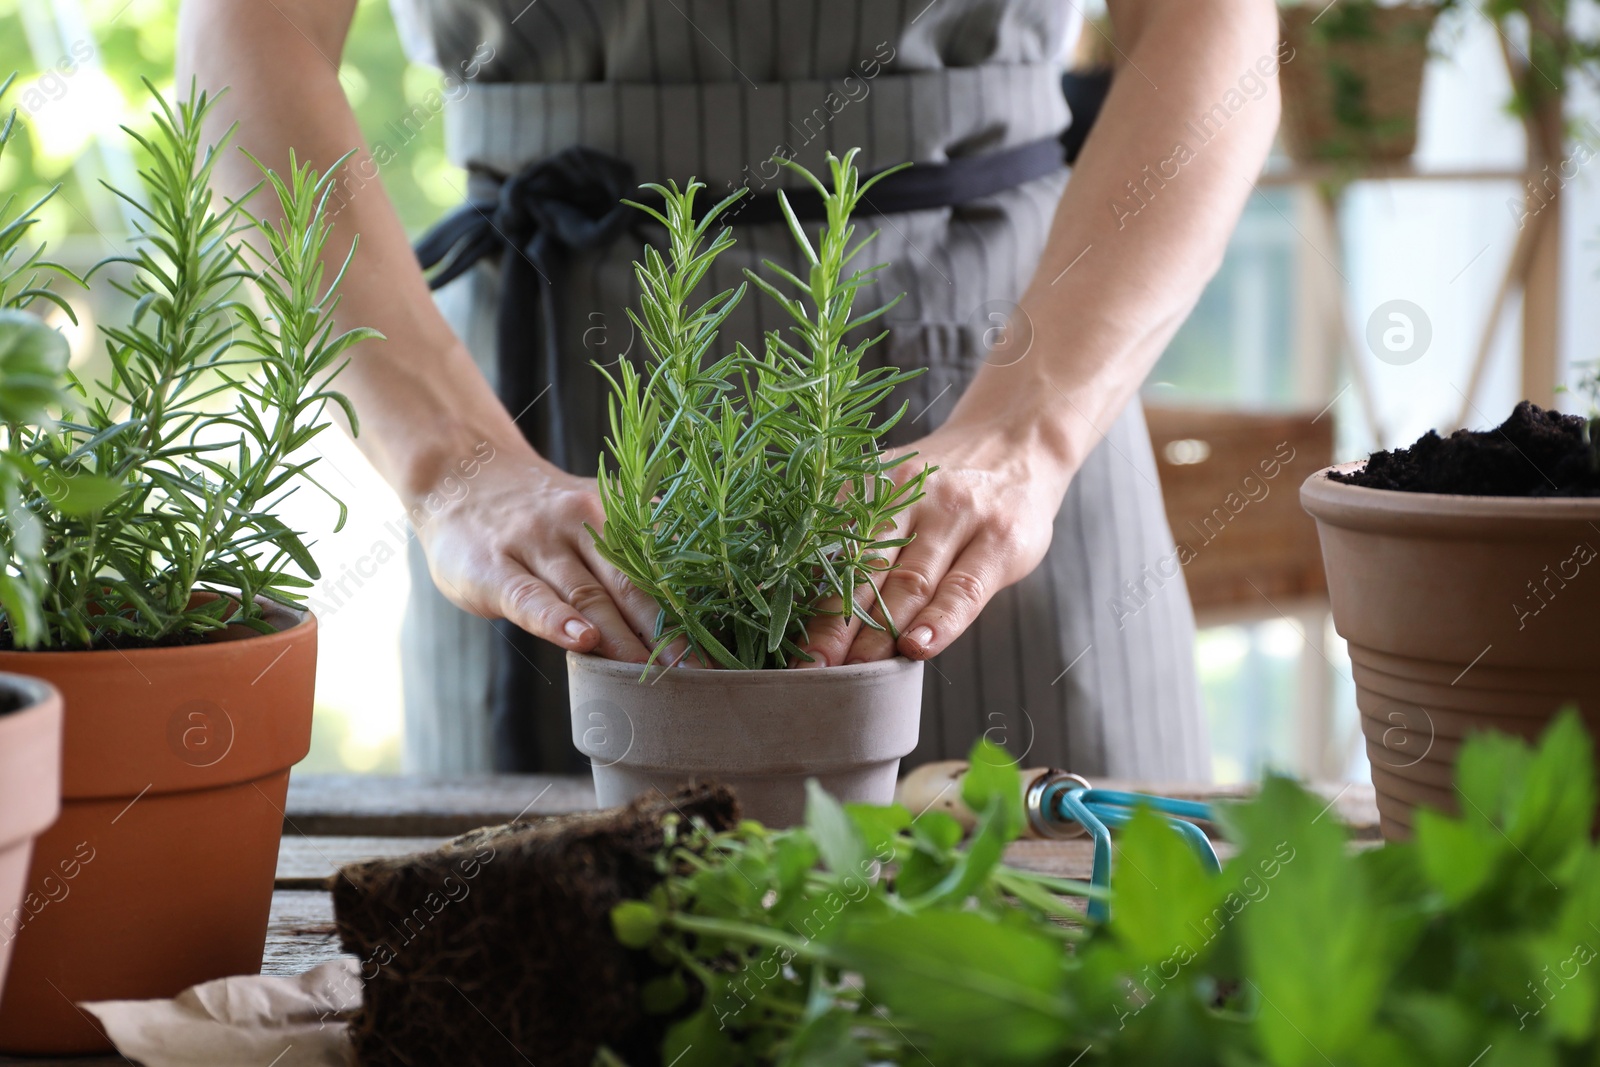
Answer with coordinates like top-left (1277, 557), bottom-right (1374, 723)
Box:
top-left (568, 653), bottom-right (924, 826)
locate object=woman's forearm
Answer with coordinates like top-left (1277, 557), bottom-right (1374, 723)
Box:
top-left (948, 0), bottom-right (1282, 476)
top-left (176, 0), bottom-right (540, 507)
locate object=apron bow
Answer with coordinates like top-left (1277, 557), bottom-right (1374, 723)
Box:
top-left (415, 146), bottom-right (639, 470)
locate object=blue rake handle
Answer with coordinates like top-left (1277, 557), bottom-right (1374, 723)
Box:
top-left (1041, 783), bottom-right (1220, 923)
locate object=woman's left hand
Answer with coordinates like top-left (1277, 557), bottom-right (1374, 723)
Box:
top-left (795, 410), bottom-right (1076, 667)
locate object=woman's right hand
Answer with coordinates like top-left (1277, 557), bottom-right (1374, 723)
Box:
top-left (178, 2), bottom-right (668, 664)
top-left (411, 452), bottom-right (662, 663)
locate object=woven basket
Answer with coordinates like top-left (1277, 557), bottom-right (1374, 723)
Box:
top-left (1279, 3), bottom-right (1439, 164)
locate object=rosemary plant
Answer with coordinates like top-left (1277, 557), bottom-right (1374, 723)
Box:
top-left (589, 151), bottom-right (930, 669)
top-left (0, 83), bottom-right (376, 649)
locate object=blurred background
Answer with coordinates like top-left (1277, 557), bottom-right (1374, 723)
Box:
top-left (3, 0), bottom-right (1597, 783)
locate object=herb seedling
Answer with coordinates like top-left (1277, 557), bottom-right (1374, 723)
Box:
top-left (588, 150), bottom-right (931, 669)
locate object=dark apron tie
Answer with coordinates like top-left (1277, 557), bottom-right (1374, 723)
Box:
top-left (414, 148), bottom-right (639, 471)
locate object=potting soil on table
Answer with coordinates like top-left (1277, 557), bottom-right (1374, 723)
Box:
top-left (332, 784), bottom-right (740, 1067)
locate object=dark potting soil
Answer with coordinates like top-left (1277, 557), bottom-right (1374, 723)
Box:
top-left (332, 783), bottom-right (741, 1067)
top-left (0, 688), bottom-right (27, 714)
top-left (1331, 401), bottom-right (1600, 497)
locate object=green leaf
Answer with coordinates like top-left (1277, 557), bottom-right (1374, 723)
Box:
top-left (1415, 806), bottom-right (1501, 905)
top-left (844, 801), bottom-right (909, 862)
top-left (640, 973), bottom-right (688, 1015)
top-left (32, 469), bottom-right (122, 516)
top-left (829, 911), bottom-right (1072, 1062)
top-left (910, 810), bottom-right (964, 854)
top-left (661, 1003), bottom-right (737, 1067)
top-left (1110, 805), bottom-right (1222, 965)
top-left (0, 570), bottom-right (39, 647)
top-left (0, 309), bottom-right (70, 423)
top-left (766, 576), bottom-right (795, 653)
top-left (961, 739), bottom-right (1025, 842)
top-left (1230, 776), bottom-right (1400, 1066)
top-left (805, 780), bottom-right (869, 881)
top-left (779, 1010), bottom-right (867, 1067)
top-left (610, 900), bottom-right (661, 949)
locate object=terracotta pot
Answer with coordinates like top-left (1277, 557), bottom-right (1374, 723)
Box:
top-left (0, 675), bottom-right (63, 1002)
top-left (568, 653), bottom-right (923, 827)
top-left (1302, 464), bottom-right (1600, 840)
top-left (0, 604), bottom-right (316, 1054)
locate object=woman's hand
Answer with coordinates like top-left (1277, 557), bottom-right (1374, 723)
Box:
top-left (412, 455), bottom-right (662, 662)
top-left (795, 403), bottom-right (1077, 667)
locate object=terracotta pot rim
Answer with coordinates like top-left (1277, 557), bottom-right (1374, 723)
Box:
top-left (0, 671), bottom-right (58, 715)
top-left (0, 599), bottom-right (312, 665)
top-left (568, 652), bottom-right (922, 685)
top-left (1302, 462), bottom-right (1600, 525)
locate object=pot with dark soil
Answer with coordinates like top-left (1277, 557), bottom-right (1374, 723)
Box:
top-left (572, 152), bottom-right (927, 827)
top-left (1301, 401), bottom-right (1600, 839)
top-left (0, 88), bottom-right (375, 1053)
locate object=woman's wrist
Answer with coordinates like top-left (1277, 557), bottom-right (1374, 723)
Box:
top-left (939, 366), bottom-right (1087, 495)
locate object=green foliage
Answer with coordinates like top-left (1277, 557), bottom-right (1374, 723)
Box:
top-left (1480, 0), bottom-right (1600, 121)
top-left (606, 739), bottom-right (1095, 1066)
top-left (0, 82), bottom-right (376, 648)
top-left (0, 72), bottom-right (116, 644)
top-left (587, 150), bottom-right (931, 669)
top-left (1, 0), bottom-right (451, 240)
top-left (610, 712), bottom-right (1600, 1065)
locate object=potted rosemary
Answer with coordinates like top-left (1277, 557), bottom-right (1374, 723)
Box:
top-left (572, 152), bottom-right (931, 826)
top-left (0, 85), bottom-right (375, 1054)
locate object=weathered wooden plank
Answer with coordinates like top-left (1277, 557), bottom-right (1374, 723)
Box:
top-left (277, 836), bottom-right (451, 889)
top-left (284, 775), bottom-right (1381, 840)
top-left (283, 774), bottom-right (596, 836)
top-left (262, 888), bottom-right (350, 977)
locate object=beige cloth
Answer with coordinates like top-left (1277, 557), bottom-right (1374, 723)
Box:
top-left (82, 960), bottom-right (358, 1067)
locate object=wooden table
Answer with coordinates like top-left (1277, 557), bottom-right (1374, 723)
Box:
top-left (0, 776), bottom-right (1379, 1066)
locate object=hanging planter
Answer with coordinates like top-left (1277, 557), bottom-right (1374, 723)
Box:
top-left (1278, 1), bottom-right (1443, 164)
top-left (0, 84), bottom-right (373, 1053)
top-left (1301, 402), bottom-right (1600, 839)
top-left (573, 154), bottom-right (930, 826)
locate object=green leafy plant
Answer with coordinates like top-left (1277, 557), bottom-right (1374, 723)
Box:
top-left (608, 740), bottom-right (1096, 1066)
top-left (0, 82), bottom-right (377, 649)
top-left (0, 72), bottom-right (117, 645)
top-left (587, 150), bottom-right (931, 669)
top-left (610, 713), bottom-right (1600, 1065)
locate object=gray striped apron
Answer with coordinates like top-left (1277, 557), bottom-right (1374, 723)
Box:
top-left (395, 0), bottom-right (1211, 781)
